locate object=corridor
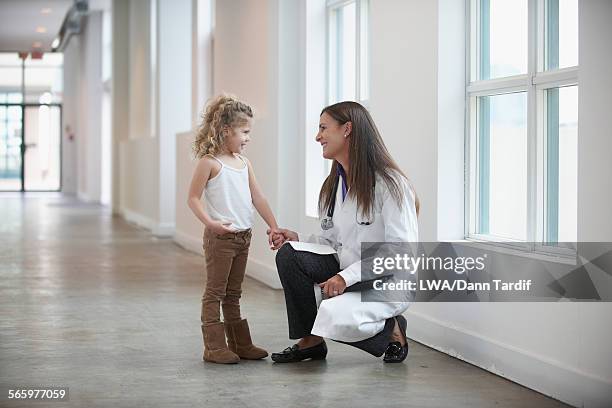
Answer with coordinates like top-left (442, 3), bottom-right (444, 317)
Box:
top-left (0, 194), bottom-right (569, 408)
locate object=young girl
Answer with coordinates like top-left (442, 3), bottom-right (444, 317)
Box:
top-left (187, 94), bottom-right (279, 364)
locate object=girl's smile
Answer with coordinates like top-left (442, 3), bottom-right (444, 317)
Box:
top-left (224, 118), bottom-right (253, 154)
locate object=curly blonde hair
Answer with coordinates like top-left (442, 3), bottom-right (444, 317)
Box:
top-left (193, 94), bottom-right (254, 158)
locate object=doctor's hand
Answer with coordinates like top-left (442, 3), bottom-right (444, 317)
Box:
top-left (319, 275), bottom-right (347, 298)
top-left (266, 227), bottom-right (285, 249)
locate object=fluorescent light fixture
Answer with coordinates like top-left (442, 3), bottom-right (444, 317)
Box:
top-left (36, 26), bottom-right (47, 33)
top-left (41, 8), bottom-right (52, 14)
top-left (33, 41), bottom-right (43, 48)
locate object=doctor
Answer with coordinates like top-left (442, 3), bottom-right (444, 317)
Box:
top-left (268, 101), bottom-right (420, 363)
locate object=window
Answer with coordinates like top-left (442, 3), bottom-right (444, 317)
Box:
top-left (467, 0), bottom-right (578, 249)
top-left (327, 0), bottom-right (369, 105)
top-left (304, 0), bottom-right (370, 218)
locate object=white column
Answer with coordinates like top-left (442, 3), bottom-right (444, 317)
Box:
top-left (156, 0), bottom-right (192, 236)
top-left (79, 12), bottom-right (103, 202)
top-left (111, 0), bottom-right (130, 212)
top-left (191, 0), bottom-right (214, 129)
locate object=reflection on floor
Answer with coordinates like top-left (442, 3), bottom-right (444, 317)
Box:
top-left (0, 194), bottom-right (570, 407)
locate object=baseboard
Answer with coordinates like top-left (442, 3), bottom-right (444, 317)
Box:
top-left (121, 207), bottom-right (157, 232)
top-left (246, 257), bottom-right (282, 289)
top-left (120, 208), bottom-right (176, 237)
top-left (154, 222), bottom-right (175, 237)
top-left (77, 192), bottom-right (93, 202)
top-left (405, 310), bottom-right (612, 408)
top-left (174, 229), bottom-right (203, 254)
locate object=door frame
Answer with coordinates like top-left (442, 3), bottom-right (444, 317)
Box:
top-left (0, 102), bottom-right (63, 192)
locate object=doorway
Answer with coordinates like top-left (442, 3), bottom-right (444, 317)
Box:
top-left (0, 103), bottom-right (62, 191)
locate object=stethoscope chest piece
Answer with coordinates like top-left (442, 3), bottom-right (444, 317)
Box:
top-left (321, 217), bottom-right (334, 230)
top-left (321, 174), bottom-right (341, 231)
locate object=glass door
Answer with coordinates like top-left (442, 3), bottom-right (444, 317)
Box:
top-left (0, 52), bottom-right (63, 192)
top-left (24, 105), bottom-right (61, 191)
top-left (0, 104), bottom-right (61, 192)
top-left (0, 104), bottom-right (23, 191)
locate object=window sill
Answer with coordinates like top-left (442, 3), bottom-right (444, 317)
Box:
top-left (453, 236), bottom-right (577, 266)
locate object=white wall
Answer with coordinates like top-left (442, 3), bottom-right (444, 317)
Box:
top-left (210, 0), bottom-right (284, 288)
top-left (437, 0), bottom-right (465, 241)
top-left (76, 12), bottom-right (103, 202)
top-left (276, 0), bottom-right (302, 230)
top-left (117, 0), bottom-right (159, 227)
top-left (119, 136), bottom-right (159, 225)
top-left (61, 7), bottom-right (112, 202)
top-left (369, 0), bottom-right (439, 242)
top-left (573, 1), bottom-right (612, 405)
top-left (300, 0), bottom-right (326, 231)
top-left (175, 131), bottom-right (202, 252)
top-left (116, 0), bottom-right (192, 236)
top-left (61, 37), bottom-right (80, 194)
top-left (578, 0), bottom-right (612, 242)
top-left (127, 0), bottom-right (152, 141)
top-left (111, 0), bottom-right (129, 212)
top-left (191, 0), bottom-right (213, 129)
top-left (174, 0), bottom-right (212, 256)
top-left (157, 0), bottom-right (192, 235)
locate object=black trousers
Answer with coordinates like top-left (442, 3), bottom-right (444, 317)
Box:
top-left (275, 244), bottom-right (395, 357)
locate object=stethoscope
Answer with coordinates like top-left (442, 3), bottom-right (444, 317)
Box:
top-left (320, 175), bottom-right (375, 230)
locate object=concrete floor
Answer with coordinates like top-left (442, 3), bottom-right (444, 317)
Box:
top-left (0, 194), bottom-right (570, 408)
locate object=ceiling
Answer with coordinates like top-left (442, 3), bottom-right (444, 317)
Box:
top-left (0, 0), bottom-right (74, 53)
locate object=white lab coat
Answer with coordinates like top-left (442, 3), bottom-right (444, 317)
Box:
top-left (298, 172), bottom-right (419, 342)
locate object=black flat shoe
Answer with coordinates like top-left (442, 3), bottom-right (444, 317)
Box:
top-left (271, 341), bottom-right (327, 363)
top-left (383, 315), bottom-right (408, 363)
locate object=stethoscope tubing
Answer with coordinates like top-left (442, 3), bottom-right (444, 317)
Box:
top-left (321, 174), bottom-right (374, 230)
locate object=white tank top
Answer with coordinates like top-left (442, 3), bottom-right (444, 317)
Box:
top-left (203, 155), bottom-right (254, 231)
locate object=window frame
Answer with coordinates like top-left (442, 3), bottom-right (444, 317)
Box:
top-left (325, 0), bottom-right (370, 107)
top-left (465, 0), bottom-right (578, 257)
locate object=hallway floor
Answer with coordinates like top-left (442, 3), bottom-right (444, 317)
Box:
top-left (0, 194), bottom-right (570, 408)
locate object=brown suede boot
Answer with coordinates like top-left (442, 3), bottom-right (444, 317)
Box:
top-left (202, 323), bottom-right (240, 364)
top-left (224, 319), bottom-right (268, 360)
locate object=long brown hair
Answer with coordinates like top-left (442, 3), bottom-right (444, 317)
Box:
top-left (318, 101), bottom-right (420, 219)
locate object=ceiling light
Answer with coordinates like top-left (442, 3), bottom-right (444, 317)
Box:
top-left (32, 41), bottom-right (43, 48)
top-left (36, 26), bottom-right (47, 33)
top-left (39, 92), bottom-right (53, 104)
top-left (41, 8), bottom-right (52, 14)
top-left (52, 38), bottom-right (60, 49)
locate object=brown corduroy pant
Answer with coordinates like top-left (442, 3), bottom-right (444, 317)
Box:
top-left (201, 228), bottom-right (252, 327)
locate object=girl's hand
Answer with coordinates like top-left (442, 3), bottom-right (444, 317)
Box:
top-left (206, 220), bottom-right (236, 235)
top-left (266, 227), bottom-right (283, 249)
top-left (266, 228), bottom-right (298, 250)
top-left (319, 275), bottom-right (347, 298)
